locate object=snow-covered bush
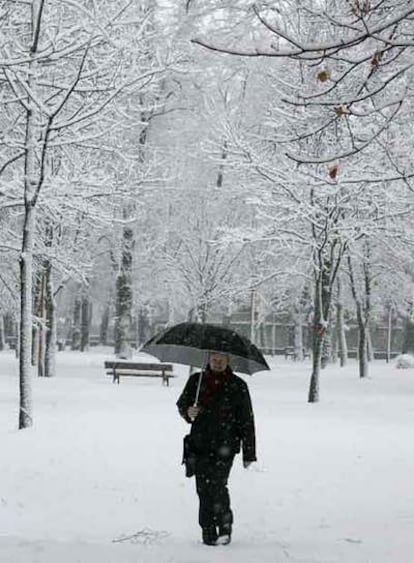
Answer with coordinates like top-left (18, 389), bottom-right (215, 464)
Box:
top-left (395, 354), bottom-right (414, 369)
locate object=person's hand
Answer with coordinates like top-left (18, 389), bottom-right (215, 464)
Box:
top-left (187, 405), bottom-right (201, 421)
top-left (243, 461), bottom-right (253, 469)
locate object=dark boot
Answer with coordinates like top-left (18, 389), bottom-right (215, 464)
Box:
top-left (216, 523), bottom-right (232, 545)
top-left (202, 525), bottom-right (218, 546)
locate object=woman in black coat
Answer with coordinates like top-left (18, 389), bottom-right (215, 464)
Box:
top-left (177, 351), bottom-right (257, 546)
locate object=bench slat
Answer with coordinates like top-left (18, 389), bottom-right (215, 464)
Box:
top-left (104, 361), bottom-right (175, 386)
top-left (104, 361), bottom-right (173, 371)
top-left (105, 370), bottom-right (174, 377)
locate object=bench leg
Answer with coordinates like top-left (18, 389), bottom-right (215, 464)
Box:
top-left (161, 371), bottom-right (170, 386)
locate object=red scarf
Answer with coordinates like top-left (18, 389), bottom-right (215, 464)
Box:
top-left (199, 366), bottom-right (233, 407)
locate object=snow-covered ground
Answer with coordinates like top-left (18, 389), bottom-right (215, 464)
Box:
top-left (1, 349), bottom-right (414, 563)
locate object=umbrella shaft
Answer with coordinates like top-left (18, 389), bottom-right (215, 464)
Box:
top-left (194, 369), bottom-right (203, 406)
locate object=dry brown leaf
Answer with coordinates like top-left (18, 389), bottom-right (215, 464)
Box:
top-left (335, 106), bottom-right (349, 117)
top-left (328, 165), bottom-right (339, 179)
top-left (352, 0), bottom-right (370, 16)
top-left (370, 51), bottom-right (383, 67)
top-left (317, 70), bottom-right (330, 83)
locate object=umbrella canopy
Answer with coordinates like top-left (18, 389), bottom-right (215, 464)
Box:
top-left (141, 322), bottom-right (270, 375)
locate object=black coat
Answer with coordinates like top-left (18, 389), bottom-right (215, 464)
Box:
top-left (177, 371), bottom-right (257, 463)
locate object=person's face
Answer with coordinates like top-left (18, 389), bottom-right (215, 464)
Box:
top-left (208, 352), bottom-right (228, 373)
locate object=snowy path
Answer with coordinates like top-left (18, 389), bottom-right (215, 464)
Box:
top-left (1, 349), bottom-right (414, 562)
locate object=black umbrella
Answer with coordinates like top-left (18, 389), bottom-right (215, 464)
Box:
top-left (141, 321), bottom-right (270, 375)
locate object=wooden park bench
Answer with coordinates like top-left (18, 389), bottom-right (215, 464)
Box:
top-left (284, 347), bottom-right (311, 360)
top-left (284, 346), bottom-right (295, 360)
top-left (104, 361), bottom-right (175, 386)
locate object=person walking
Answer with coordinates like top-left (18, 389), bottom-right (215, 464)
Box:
top-left (177, 350), bottom-right (257, 546)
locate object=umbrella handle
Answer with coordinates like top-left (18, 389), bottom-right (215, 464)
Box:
top-left (193, 352), bottom-right (208, 408)
top-left (194, 370), bottom-right (203, 406)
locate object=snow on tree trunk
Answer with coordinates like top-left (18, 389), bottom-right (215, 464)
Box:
top-left (114, 226), bottom-right (133, 359)
top-left (36, 273), bottom-right (46, 378)
top-left (293, 315), bottom-right (304, 361)
top-left (336, 299), bottom-right (348, 367)
top-left (44, 263), bottom-right (56, 378)
top-left (363, 249), bottom-right (373, 366)
top-left (309, 274), bottom-right (327, 403)
top-left (320, 328), bottom-right (332, 369)
top-left (31, 273), bottom-right (42, 367)
top-left (115, 273), bottom-right (132, 358)
top-left (356, 303), bottom-right (369, 379)
top-left (19, 204), bottom-right (35, 429)
top-left (19, 0), bottom-right (50, 427)
top-left (308, 244), bottom-right (340, 402)
top-left (309, 332), bottom-right (323, 403)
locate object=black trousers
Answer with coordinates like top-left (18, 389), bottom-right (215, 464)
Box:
top-left (195, 453), bottom-right (234, 530)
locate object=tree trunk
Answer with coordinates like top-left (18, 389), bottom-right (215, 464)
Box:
top-left (71, 297), bottom-right (81, 350)
top-left (320, 327), bottom-right (332, 369)
top-left (216, 140), bottom-right (227, 189)
top-left (293, 314), bottom-right (304, 361)
top-left (356, 304), bottom-right (369, 378)
top-left (250, 288), bottom-right (256, 345)
top-left (37, 272), bottom-right (46, 377)
top-left (309, 274), bottom-right (326, 403)
top-left (366, 325), bottom-right (374, 361)
top-left (348, 250), bottom-right (371, 378)
top-left (114, 225), bottom-right (133, 358)
top-left (331, 317), bottom-right (339, 364)
top-left (44, 262), bottom-right (56, 377)
top-left (309, 333), bottom-right (323, 402)
top-left (336, 301), bottom-right (348, 367)
top-left (386, 306), bottom-right (393, 363)
top-left (0, 315), bottom-right (5, 351)
top-left (80, 296), bottom-right (90, 352)
top-left (309, 242), bottom-right (340, 401)
top-left (19, 204), bottom-right (35, 429)
top-left (271, 319), bottom-right (276, 356)
top-left (99, 305), bottom-right (110, 345)
top-left (115, 273), bottom-right (132, 357)
top-left (402, 312), bottom-right (414, 354)
top-left (31, 274), bottom-right (41, 366)
top-left (363, 249), bottom-right (372, 366)
top-left (19, 4), bottom-right (46, 426)
top-left (15, 320), bottom-right (20, 359)
top-left (196, 302), bottom-right (207, 324)
top-left (137, 308), bottom-right (149, 346)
